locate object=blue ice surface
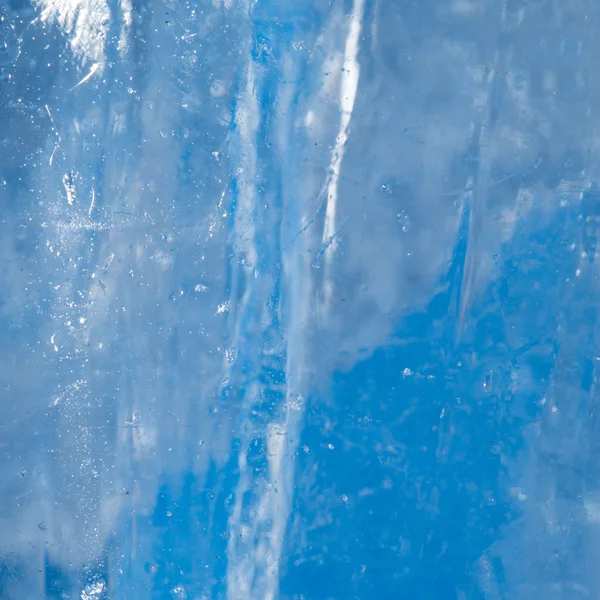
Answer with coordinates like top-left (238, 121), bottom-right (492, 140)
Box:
top-left (1, 0), bottom-right (599, 598)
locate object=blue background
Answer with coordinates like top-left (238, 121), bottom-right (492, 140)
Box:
top-left (1, 0), bottom-right (599, 598)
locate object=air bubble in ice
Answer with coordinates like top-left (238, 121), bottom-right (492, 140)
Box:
top-left (396, 210), bottom-right (410, 232)
top-left (81, 579), bottom-right (106, 599)
top-left (225, 347), bottom-right (238, 364)
top-left (210, 80), bottom-right (226, 97)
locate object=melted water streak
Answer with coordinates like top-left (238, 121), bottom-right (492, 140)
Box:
top-left (223, 1), bottom-right (380, 596)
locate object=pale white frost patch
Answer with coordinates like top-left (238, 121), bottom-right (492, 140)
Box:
top-left (35, 0), bottom-right (133, 70)
top-left (36, 0), bottom-right (110, 66)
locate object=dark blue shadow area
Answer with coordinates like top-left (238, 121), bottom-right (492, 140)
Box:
top-left (279, 203), bottom-right (583, 599)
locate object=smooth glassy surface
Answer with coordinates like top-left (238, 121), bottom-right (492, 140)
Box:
top-left (0, 0), bottom-right (598, 598)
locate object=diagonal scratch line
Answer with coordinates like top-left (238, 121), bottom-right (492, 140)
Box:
top-left (45, 104), bottom-right (61, 166)
top-left (289, 174), bottom-right (338, 246)
top-left (440, 171), bottom-right (522, 197)
top-left (69, 61), bottom-right (101, 91)
top-left (288, 150), bottom-right (346, 247)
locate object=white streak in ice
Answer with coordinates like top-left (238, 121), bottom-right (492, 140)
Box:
top-left (321, 0), bottom-right (365, 305)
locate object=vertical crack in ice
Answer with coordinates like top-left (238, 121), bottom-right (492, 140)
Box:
top-left (224, 40), bottom-right (263, 600)
top-left (321, 0), bottom-right (364, 306)
top-left (224, 5), bottom-right (365, 597)
top-left (224, 60), bottom-right (259, 382)
top-left (224, 30), bottom-right (320, 598)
